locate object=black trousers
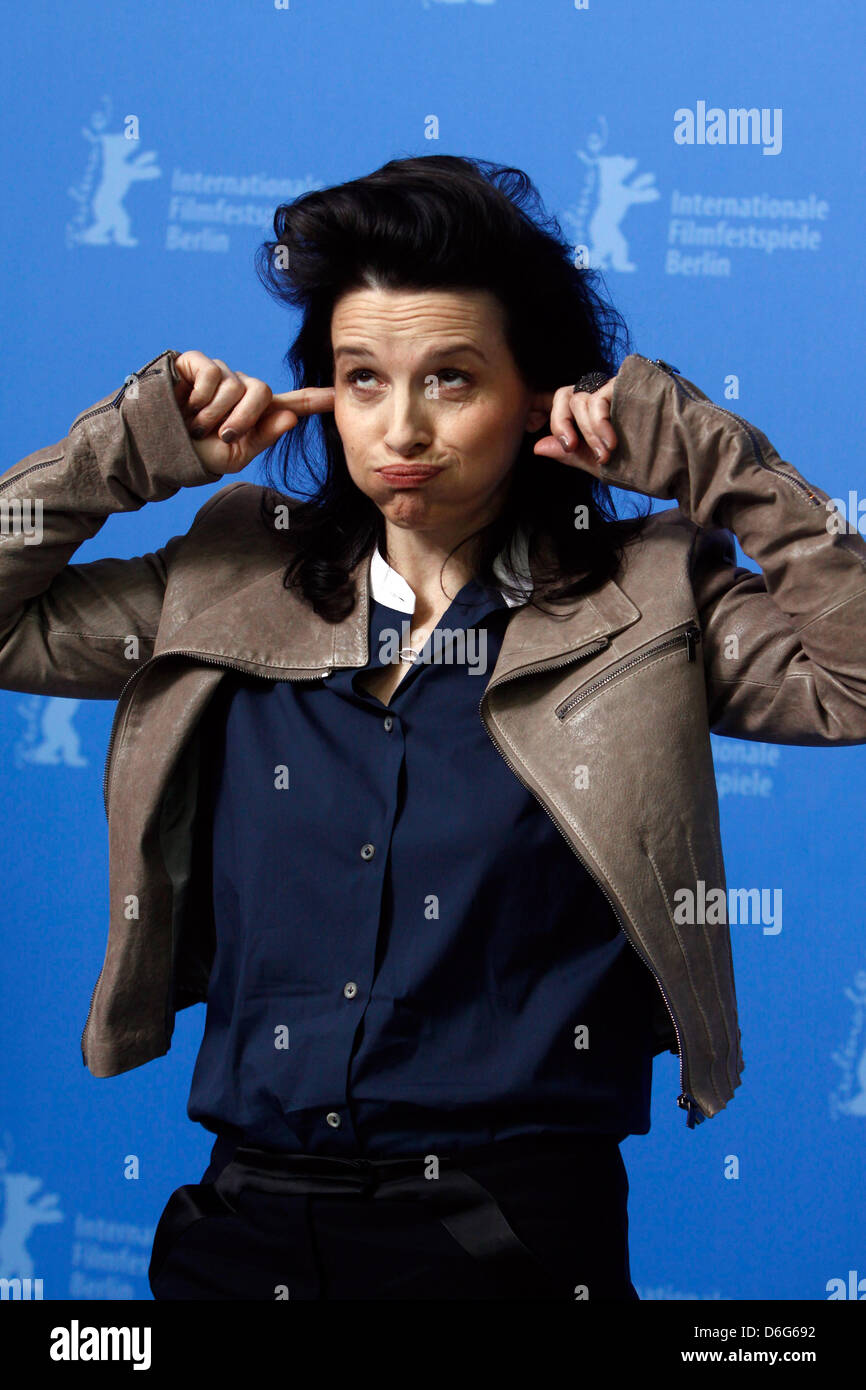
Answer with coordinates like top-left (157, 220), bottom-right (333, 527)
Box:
top-left (149, 1130), bottom-right (639, 1301)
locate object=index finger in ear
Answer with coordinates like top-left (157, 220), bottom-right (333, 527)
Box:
top-left (270, 386), bottom-right (336, 416)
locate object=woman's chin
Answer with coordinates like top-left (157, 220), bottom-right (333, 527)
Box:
top-left (379, 494), bottom-right (440, 527)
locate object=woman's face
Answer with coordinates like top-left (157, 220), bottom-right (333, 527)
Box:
top-left (331, 285), bottom-right (550, 537)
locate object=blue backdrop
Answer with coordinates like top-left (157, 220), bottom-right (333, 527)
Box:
top-left (1, 0), bottom-right (864, 1302)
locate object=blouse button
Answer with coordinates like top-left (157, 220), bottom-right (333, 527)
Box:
top-left (360, 843), bottom-right (375, 860)
top-left (326, 1112), bottom-right (341, 1129)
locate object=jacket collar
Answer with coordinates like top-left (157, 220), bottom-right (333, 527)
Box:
top-left (158, 500), bottom-right (644, 687)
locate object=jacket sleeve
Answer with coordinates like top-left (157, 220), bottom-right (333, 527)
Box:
top-left (0, 348), bottom-right (223, 700)
top-left (605, 353), bottom-right (866, 745)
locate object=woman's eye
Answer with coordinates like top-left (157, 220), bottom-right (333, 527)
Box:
top-left (344, 369), bottom-right (470, 389)
top-left (431, 370), bottom-right (470, 387)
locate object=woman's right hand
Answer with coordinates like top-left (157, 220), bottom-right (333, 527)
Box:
top-left (172, 350), bottom-right (336, 477)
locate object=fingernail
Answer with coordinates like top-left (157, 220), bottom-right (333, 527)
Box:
top-left (595, 446), bottom-right (606, 460)
top-left (559, 435), bottom-right (571, 451)
top-left (220, 428), bottom-right (237, 442)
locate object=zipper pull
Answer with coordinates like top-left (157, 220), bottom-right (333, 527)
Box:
top-left (684, 624), bottom-right (701, 662)
top-left (678, 1092), bottom-right (703, 1128)
top-left (653, 358), bottom-right (681, 375)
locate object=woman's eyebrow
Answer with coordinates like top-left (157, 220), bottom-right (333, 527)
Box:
top-left (333, 342), bottom-right (488, 363)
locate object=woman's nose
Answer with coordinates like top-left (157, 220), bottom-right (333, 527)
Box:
top-left (382, 386), bottom-right (432, 455)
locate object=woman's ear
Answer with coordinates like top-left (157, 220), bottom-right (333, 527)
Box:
top-left (524, 390), bottom-right (554, 435)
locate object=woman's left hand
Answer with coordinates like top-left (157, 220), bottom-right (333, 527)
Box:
top-left (532, 377), bottom-right (618, 473)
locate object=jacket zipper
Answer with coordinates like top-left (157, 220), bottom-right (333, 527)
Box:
top-left (555, 622), bottom-right (701, 722)
top-left (0, 456), bottom-right (64, 494)
top-left (69, 350), bottom-right (172, 432)
top-left (82, 650), bottom-right (329, 1058)
top-left (637, 355), bottom-right (821, 509)
top-left (476, 636), bottom-right (704, 1128)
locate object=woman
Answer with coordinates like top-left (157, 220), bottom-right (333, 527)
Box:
top-left (3, 155), bottom-right (865, 1302)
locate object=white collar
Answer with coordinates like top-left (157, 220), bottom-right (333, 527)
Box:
top-left (369, 529), bottom-right (533, 615)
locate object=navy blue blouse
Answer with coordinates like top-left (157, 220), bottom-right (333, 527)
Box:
top-left (186, 552), bottom-right (659, 1157)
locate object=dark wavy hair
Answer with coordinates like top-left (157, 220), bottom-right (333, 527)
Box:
top-left (253, 153), bottom-right (652, 622)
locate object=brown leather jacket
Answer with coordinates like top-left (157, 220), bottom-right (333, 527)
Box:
top-left (3, 348), bottom-right (865, 1128)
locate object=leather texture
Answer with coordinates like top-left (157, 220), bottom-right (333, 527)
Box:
top-left (3, 348), bottom-right (865, 1127)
